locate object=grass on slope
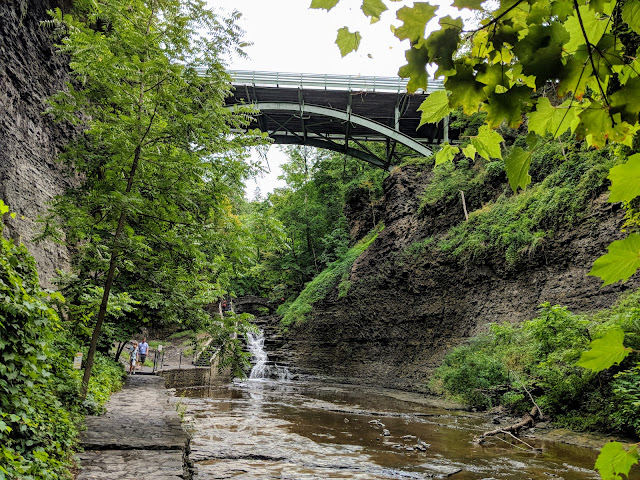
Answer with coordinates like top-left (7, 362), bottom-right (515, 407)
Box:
top-left (279, 224), bottom-right (383, 328)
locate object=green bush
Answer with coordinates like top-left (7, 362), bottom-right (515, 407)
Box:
top-left (0, 201), bottom-right (125, 479)
top-left (430, 294), bottom-right (640, 436)
top-left (435, 143), bottom-right (618, 266)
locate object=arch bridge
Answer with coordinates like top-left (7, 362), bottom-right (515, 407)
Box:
top-left (224, 70), bottom-right (454, 170)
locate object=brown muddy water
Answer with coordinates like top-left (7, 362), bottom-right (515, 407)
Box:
top-left (175, 379), bottom-right (627, 480)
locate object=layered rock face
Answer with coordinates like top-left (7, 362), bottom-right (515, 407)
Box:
top-left (286, 165), bottom-right (639, 392)
top-left (0, 1), bottom-right (75, 286)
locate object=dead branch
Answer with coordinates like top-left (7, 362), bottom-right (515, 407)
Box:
top-left (473, 405), bottom-right (543, 446)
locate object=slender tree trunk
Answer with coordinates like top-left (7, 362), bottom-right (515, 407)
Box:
top-left (115, 341), bottom-right (126, 362)
top-left (81, 146), bottom-right (142, 399)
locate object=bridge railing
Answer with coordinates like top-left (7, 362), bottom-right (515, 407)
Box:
top-left (218, 69), bottom-right (445, 94)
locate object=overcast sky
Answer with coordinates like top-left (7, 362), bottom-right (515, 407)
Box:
top-left (209, 0), bottom-right (461, 198)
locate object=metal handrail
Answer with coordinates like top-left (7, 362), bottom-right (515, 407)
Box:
top-left (198, 68), bottom-right (444, 93)
top-left (226, 69), bottom-right (445, 93)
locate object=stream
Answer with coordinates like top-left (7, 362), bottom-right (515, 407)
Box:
top-left (175, 378), bottom-right (621, 479)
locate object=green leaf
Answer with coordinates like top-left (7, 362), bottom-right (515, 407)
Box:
top-left (575, 100), bottom-right (613, 148)
top-left (589, 234), bottom-right (640, 285)
top-left (608, 153), bottom-right (640, 203)
top-left (564, 5), bottom-right (609, 53)
top-left (335, 27), bottom-right (362, 57)
top-left (528, 97), bottom-right (581, 138)
top-left (310, 0), bottom-right (340, 11)
top-left (471, 125), bottom-right (503, 161)
top-left (361, 0), bottom-right (387, 23)
top-left (483, 86), bottom-right (531, 128)
top-left (435, 143), bottom-right (459, 165)
top-left (398, 45), bottom-right (429, 93)
top-left (394, 2), bottom-right (438, 42)
top-left (504, 146), bottom-right (532, 192)
top-left (610, 76), bottom-right (640, 122)
top-left (424, 16), bottom-right (463, 78)
top-left (446, 63), bottom-right (487, 114)
top-left (577, 328), bottom-right (632, 372)
top-left (623, 0), bottom-right (640, 35)
top-left (417, 90), bottom-right (450, 127)
top-left (595, 442), bottom-right (639, 480)
top-left (452, 0), bottom-right (483, 9)
top-left (462, 144), bottom-right (477, 160)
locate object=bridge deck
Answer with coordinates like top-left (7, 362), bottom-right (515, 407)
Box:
top-left (224, 70), bottom-right (456, 168)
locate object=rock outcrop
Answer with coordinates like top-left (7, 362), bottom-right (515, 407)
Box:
top-left (0, 1), bottom-right (75, 287)
top-left (286, 164), bottom-right (639, 392)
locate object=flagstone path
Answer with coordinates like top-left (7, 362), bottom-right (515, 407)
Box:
top-left (76, 374), bottom-right (190, 480)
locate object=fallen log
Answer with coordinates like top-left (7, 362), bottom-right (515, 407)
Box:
top-left (473, 405), bottom-right (544, 446)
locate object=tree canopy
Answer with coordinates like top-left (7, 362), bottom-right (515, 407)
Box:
top-left (42, 0), bottom-right (264, 397)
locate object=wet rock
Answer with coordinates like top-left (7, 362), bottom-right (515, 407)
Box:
top-left (382, 429), bottom-right (391, 436)
top-left (405, 446), bottom-right (414, 452)
top-left (402, 435), bottom-right (416, 440)
top-left (416, 440), bottom-right (431, 450)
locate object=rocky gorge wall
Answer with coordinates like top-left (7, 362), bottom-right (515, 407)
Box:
top-left (0, 0), bottom-right (75, 287)
top-left (285, 164), bottom-right (640, 392)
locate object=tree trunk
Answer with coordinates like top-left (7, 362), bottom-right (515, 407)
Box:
top-left (115, 341), bottom-right (126, 362)
top-left (80, 146), bottom-right (142, 400)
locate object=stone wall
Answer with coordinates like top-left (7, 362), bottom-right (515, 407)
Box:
top-left (0, 0), bottom-right (75, 287)
top-left (284, 164), bottom-right (640, 392)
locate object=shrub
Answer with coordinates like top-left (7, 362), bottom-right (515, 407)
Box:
top-left (435, 142), bottom-right (618, 266)
top-left (0, 200), bottom-right (125, 479)
top-left (430, 293), bottom-right (640, 436)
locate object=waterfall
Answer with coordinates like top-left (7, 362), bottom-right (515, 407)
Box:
top-left (246, 329), bottom-right (292, 381)
top-left (247, 330), bottom-right (269, 379)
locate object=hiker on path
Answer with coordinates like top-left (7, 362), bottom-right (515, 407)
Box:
top-left (128, 341), bottom-right (139, 375)
top-left (138, 338), bottom-right (149, 371)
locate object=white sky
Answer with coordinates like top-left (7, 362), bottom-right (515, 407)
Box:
top-left (209, 0), bottom-right (462, 198)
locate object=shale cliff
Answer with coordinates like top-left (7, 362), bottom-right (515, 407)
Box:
top-left (0, 1), bottom-right (74, 287)
top-left (286, 164), bottom-right (639, 392)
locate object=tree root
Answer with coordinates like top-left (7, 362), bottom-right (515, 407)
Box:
top-left (473, 405), bottom-right (544, 449)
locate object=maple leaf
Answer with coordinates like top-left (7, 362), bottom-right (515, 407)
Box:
top-left (577, 329), bottom-right (632, 372)
top-left (595, 442), bottom-right (639, 480)
top-left (608, 153), bottom-right (640, 203)
top-left (361, 0), bottom-right (387, 24)
top-left (452, 0), bottom-right (483, 10)
top-left (435, 143), bottom-right (459, 165)
top-left (417, 90), bottom-right (450, 127)
top-left (335, 27), bottom-right (361, 57)
top-left (564, 4), bottom-right (610, 54)
top-left (504, 146), bottom-right (532, 192)
top-left (589, 233), bottom-right (640, 285)
top-left (310, 0), bottom-right (340, 11)
top-left (575, 100), bottom-right (613, 148)
top-left (446, 63), bottom-right (487, 114)
top-left (623, 0), bottom-right (640, 35)
top-left (398, 45), bottom-right (429, 93)
top-left (462, 144), bottom-right (477, 160)
top-left (471, 125), bottom-right (503, 161)
top-left (394, 3), bottom-right (438, 43)
top-left (424, 16), bottom-right (463, 77)
top-left (482, 86), bottom-right (531, 128)
top-left (610, 76), bottom-right (640, 123)
top-left (528, 97), bottom-right (581, 138)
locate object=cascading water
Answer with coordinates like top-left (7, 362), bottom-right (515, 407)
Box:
top-left (247, 330), bottom-right (269, 379)
top-left (246, 329), bottom-right (292, 380)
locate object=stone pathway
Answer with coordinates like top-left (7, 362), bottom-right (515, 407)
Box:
top-left (77, 375), bottom-right (189, 480)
